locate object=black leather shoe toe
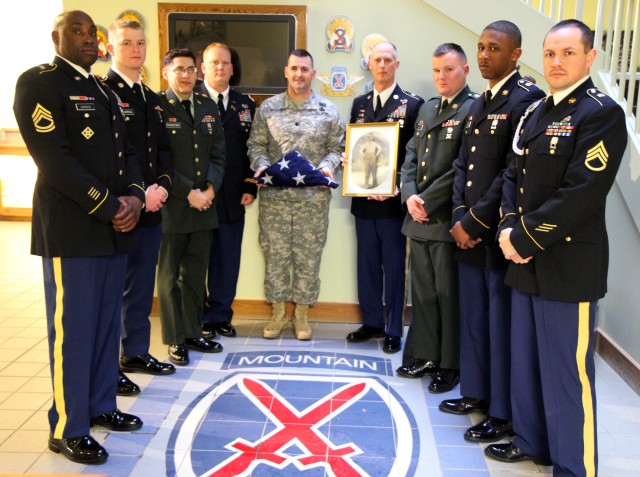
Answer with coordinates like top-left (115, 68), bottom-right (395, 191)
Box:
top-left (168, 344), bottom-right (190, 366)
top-left (120, 353), bottom-right (175, 375)
top-left (90, 409), bottom-right (143, 431)
top-left (346, 325), bottom-right (386, 342)
top-left (201, 322), bottom-right (217, 338)
top-left (439, 396), bottom-right (489, 415)
top-left (48, 433), bottom-right (108, 464)
top-left (484, 442), bottom-right (552, 466)
top-left (397, 359), bottom-right (439, 378)
top-left (185, 337), bottom-right (223, 353)
top-left (383, 335), bottom-right (401, 354)
top-left (464, 416), bottom-right (513, 442)
top-left (215, 322), bottom-right (237, 337)
top-left (428, 369), bottom-right (460, 393)
top-left (117, 371), bottom-right (140, 396)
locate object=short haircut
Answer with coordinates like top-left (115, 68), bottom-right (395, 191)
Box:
top-left (203, 42), bottom-right (231, 58)
top-left (547, 19), bottom-right (594, 51)
top-left (289, 48), bottom-right (314, 67)
top-left (162, 48), bottom-right (196, 67)
top-left (484, 20), bottom-right (522, 48)
top-left (108, 18), bottom-right (143, 43)
top-left (433, 43), bottom-right (467, 62)
top-left (371, 41), bottom-right (398, 60)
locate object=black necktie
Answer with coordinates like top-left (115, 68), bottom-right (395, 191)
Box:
top-left (541, 95), bottom-right (555, 115)
top-left (132, 82), bottom-right (144, 102)
top-left (375, 95), bottom-right (382, 115)
top-left (217, 93), bottom-right (225, 118)
top-left (485, 90), bottom-right (493, 105)
top-left (440, 99), bottom-right (449, 114)
top-left (181, 99), bottom-right (194, 123)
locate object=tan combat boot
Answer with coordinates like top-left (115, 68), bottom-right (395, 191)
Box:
top-left (263, 302), bottom-right (288, 339)
top-left (293, 304), bottom-right (312, 341)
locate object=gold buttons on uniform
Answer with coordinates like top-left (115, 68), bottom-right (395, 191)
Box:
top-left (525, 149), bottom-right (529, 155)
top-left (148, 147), bottom-right (152, 152)
top-left (119, 170), bottom-right (123, 175)
top-left (172, 131), bottom-right (176, 134)
top-left (518, 207), bottom-right (523, 213)
top-left (149, 163), bottom-right (153, 167)
top-left (193, 130), bottom-right (197, 135)
top-left (427, 134), bottom-right (431, 139)
top-left (421, 161), bottom-right (426, 167)
top-left (523, 168), bottom-right (526, 175)
top-left (467, 181), bottom-right (472, 187)
top-left (520, 188), bottom-right (524, 194)
top-left (469, 164), bottom-right (474, 170)
top-left (550, 150), bottom-right (555, 155)
top-left (194, 144), bottom-right (199, 149)
top-left (147, 132), bottom-right (151, 137)
top-left (474, 129), bottom-right (479, 135)
top-left (125, 117), bottom-right (130, 122)
top-left (118, 152), bottom-right (123, 157)
top-left (425, 148), bottom-right (429, 153)
top-left (196, 171), bottom-right (201, 176)
top-left (84, 113), bottom-right (90, 118)
top-left (115, 133), bottom-right (119, 139)
top-left (195, 158), bottom-right (199, 163)
top-left (565, 237), bottom-right (572, 242)
top-left (471, 146), bottom-right (476, 152)
top-left (423, 175), bottom-right (427, 181)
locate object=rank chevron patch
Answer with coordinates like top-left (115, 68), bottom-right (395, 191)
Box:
top-left (31, 103), bottom-right (55, 133)
top-left (585, 140), bottom-right (609, 172)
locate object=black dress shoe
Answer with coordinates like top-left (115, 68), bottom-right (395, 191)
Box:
top-left (464, 416), bottom-right (513, 442)
top-left (117, 371), bottom-right (140, 396)
top-left (484, 442), bottom-right (552, 466)
top-left (168, 344), bottom-right (189, 366)
top-left (346, 325), bottom-right (386, 342)
top-left (428, 369), bottom-right (460, 393)
top-left (383, 335), bottom-right (401, 354)
top-left (201, 322), bottom-right (217, 338)
top-left (185, 337), bottom-right (223, 353)
top-left (397, 359), bottom-right (439, 378)
top-left (90, 409), bottom-right (143, 431)
top-left (439, 396), bottom-right (489, 415)
top-left (120, 353), bottom-right (176, 375)
top-left (48, 433), bottom-right (108, 464)
top-left (215, 322), bottom-right (237, 337)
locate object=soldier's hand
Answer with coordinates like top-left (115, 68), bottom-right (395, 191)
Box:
top-left (450, 221), bottom-right (479, 249)
top-left (240, 193), bottom-right (255, 206)
top-left (112, 196), bottom-right (143, 232)
top-left (253, 166), bottom-right (268, 188)
top-left (407, 195), bottom-right (429, 222)
top-left (340, 152), bottom-right (349, 166)
top-left (145, 184), bottom-right (165, 212)
top-left (319, 166), bottom-right (334, 181)
top-left (188, 189), bottom-right (213, 212)
top-left (499, 228), bottom-right (532, 264)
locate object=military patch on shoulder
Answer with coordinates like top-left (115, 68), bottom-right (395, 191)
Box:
top-left (587, 88), bottom-right (608, 106)
top-left (585, 140), bottom-right (608, 171)
top-left (32, 103), bottom-right (55, 133)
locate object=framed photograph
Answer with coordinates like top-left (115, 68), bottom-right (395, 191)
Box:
top-left (158, 3), bottom-right (306, 99)
top-left (343, 122), bottom-right (399, 197)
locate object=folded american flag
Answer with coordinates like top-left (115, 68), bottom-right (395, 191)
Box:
top-left (254, 150), bottom-right (339, 189)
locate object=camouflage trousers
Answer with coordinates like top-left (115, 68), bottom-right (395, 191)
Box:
top-left (258, 189), bottom-right (331, 305)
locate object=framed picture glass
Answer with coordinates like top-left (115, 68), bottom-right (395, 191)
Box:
top-left (343, 122), bottom-right (400, 197)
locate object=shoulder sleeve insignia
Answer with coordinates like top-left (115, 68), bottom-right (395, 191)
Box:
top-left (32, 103), bottom-right (55, 133)
top-left (585, 140), bottom-right (608, 171)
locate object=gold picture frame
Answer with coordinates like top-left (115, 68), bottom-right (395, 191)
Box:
top-left (343, 122), bottom-right (399, 197)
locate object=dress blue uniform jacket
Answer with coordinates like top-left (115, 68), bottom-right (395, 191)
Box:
top-left (498, 78), bottom-right (626, 302)
top-left (104, 70), bottom-right (174, 227)
top-left (350, 84), bottom-right (424, 219)
top-left (196, 85), bottom-right (257, 222)
top-left (13, 56), bottom-right (145, 257)
top-left (452, 72), bottom-right (544, 269)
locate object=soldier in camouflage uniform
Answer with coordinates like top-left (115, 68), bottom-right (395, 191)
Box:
top-left (247, 49), bottom-right (345, 340)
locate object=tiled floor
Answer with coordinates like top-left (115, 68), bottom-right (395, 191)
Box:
top-left (1, 220), bottom-right (640, 476)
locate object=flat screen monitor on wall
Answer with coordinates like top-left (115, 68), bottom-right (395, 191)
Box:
top-left (166, 12), bottom-right (298, 95)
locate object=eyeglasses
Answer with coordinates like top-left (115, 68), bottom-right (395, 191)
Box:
top-left (170, 66), bottom-right (198, 75)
